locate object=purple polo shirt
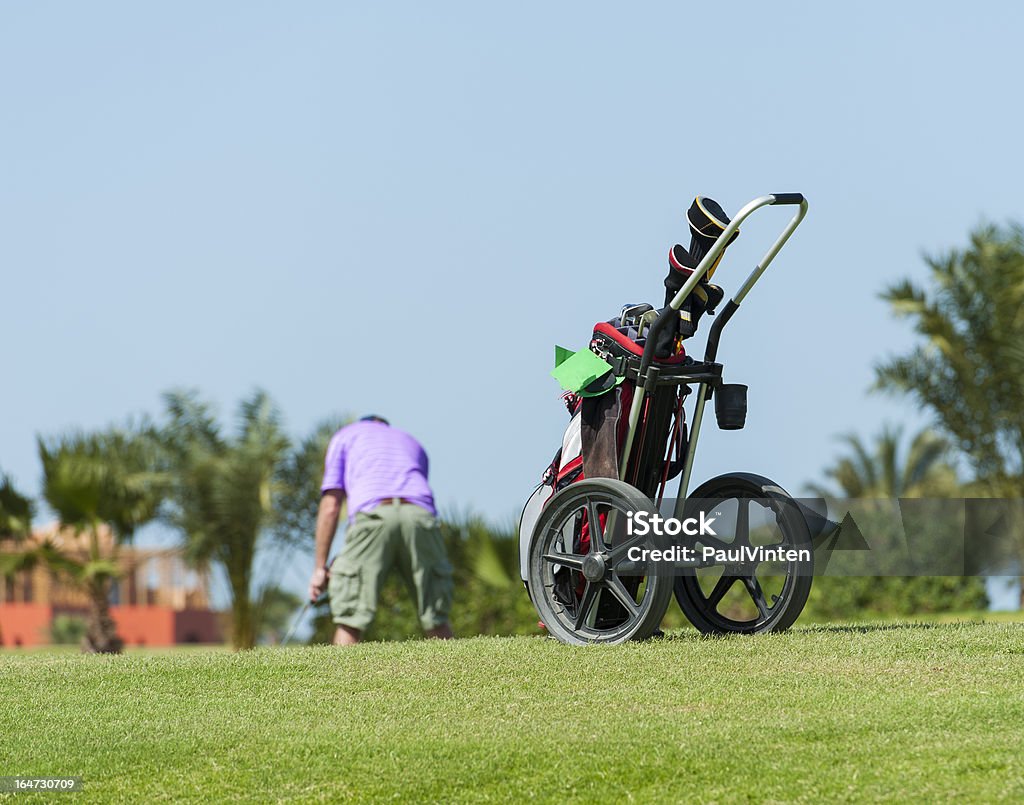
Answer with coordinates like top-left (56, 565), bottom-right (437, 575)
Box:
top-left (320, 421), bottom-right (437, 519)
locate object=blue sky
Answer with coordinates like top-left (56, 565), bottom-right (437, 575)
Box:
top-left (2, 2), bottom-right (1022, 585)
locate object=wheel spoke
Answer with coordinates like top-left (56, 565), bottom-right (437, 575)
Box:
top-left (573, 581), bottom-right (599, 630)
top-left (706, 573), bottom-right (737, 607)
top-left (691, 534), bottom-right (733, 555)
top-left (541, 552), bottom-right (585, 571)
top-left (606, 575), bottom-right (641, 618)
top-left (587, 501), bottom-right (606, 552)
top-left (603, 508), bottom-right (628, 549)
top-left (742, 575), bottom-right (770, 620)
top-left (736, 498), bottom-right (750, 547)
top-left (608, 532), bottom-right (649, 564)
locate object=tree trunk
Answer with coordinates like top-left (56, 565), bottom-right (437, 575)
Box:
top-left (82, 577), bottom-right (123, 654)
top-left (230, 592), bottom-right (255, 650)
top-left (228, 560), bottom-right (255, 650)
top-left (81, 522), bottom-right (123, 654)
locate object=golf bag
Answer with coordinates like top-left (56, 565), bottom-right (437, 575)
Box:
top-left (519, 197), bottom-right (735, 587)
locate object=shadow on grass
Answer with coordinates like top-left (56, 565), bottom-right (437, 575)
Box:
top-left (793, 622), bottom-right (945, 635)
top-left (652, 620), bottom-right (1002, 642)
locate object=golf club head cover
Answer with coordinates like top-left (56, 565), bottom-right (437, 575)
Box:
top-left (655, 196), bottom-right (735, 356)
top-left (652, 304), bottom-right (681, 358)
top-left (663, 196), bottom-right (737, 299)
top-left (684, 196), bottom-right (737, 276)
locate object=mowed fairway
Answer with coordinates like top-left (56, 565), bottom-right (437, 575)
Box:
top-left (2, 623), bottom-right (1023, 802)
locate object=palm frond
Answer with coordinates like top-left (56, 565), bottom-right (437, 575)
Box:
top-left (808, 425), bottom-right (961, 498)
top-left (904, 429), bottom-right (953, 492)
top-left (876, 222), bottom-right (1024, 484)
top-left (878, 424), bottom-right (903, 497)
top-left (0, 539), bottom-right (87, 582)
top-left (0, 472), bottom-right (34, 538)
top-left (37, 425), bottom-right (164, 540)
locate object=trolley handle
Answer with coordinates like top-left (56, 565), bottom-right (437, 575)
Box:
top-left (770, 192), bottom-right (805, 206)
top-left (638, 193), bottom-right (809, 380)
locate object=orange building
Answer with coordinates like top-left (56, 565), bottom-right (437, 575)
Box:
top-left (0, 524), bottom-right (221, 648)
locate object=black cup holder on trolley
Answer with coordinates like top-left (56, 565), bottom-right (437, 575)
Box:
top-left (715, 383), bottom-right (747, 429)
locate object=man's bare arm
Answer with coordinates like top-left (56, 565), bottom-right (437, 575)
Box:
top-left (315, 490), bottom-right (345, 567)
top-left (309, 490), bottom-right (345, 601)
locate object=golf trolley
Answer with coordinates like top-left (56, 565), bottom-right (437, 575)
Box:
top-left (519, 193), bottom-right (824, 645)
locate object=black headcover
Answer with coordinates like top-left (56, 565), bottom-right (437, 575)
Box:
top-left (654, 196), bottom-right (735, 357)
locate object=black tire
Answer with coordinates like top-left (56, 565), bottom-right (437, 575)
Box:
top-left (528, 478), bottom-right (673, 645)
top-left (674, 473), bottom-right (813, 635)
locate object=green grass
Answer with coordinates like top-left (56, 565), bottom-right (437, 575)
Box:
top-left (2, 622), bottom-right (1024, 802)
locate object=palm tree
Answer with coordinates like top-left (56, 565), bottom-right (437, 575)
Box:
top-left (161, 389), bottom-right (291, 650)
top-left (272, 418), bottom-right (350, 547)
top-left (32, 427), bottom-right (163, 653)
top-left (804, 426), bottom-right (988, 618)
top-left (876, 222), bottom-right (1024, 602)
top-left (0, 473), bottom-right (36, 647)
top-left (0, 472), bottom-right (34, 538)
top-left (806, 425), bottom-right (958, 499)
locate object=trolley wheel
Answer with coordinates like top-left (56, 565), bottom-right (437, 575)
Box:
top-left (527, 478), bottom-right (673, 645)
top-left (674, 473), bottom-right (813, 635)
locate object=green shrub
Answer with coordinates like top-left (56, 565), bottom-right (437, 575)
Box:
top-left (803, 576), bottom-right (988, 621)
top-left (50, 614), bottom-right (87, 645)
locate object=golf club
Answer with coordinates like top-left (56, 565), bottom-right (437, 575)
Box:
top-left (281, 592), bottom-right (328, 647)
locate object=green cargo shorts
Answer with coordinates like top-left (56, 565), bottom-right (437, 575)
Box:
top-left (329, 502), bottom-right (453, 632)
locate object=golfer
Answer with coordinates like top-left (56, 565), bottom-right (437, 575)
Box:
top-left (308, 416), bottom-right (454, 645)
